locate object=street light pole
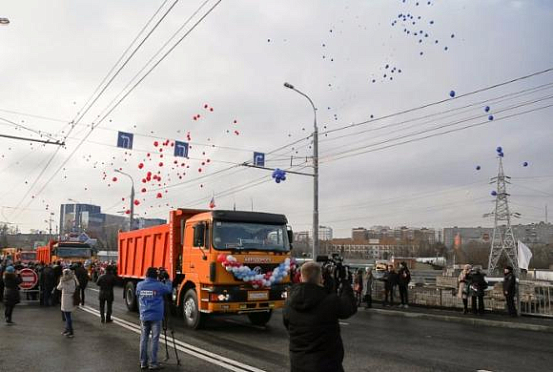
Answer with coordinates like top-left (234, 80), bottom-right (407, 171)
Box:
top-left (114, 169), bottom-right (135, 231)
top-left (284, 82), bottom-right (319, 259)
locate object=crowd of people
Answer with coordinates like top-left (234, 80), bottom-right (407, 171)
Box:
top-left (0, 259), bottom-right (118, 336)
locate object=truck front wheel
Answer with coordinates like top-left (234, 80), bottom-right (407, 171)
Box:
top-left (247, 310), bottom-right (272, 326)
top-left (183, 289), bottom-right (203, 329)
top-left (125, 281), bottom-right (138, 312)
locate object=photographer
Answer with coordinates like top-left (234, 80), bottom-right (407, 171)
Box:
top-left (136, 267), bottom-right (172, 370)
top-left (283, 261), bottom-right (357, 372)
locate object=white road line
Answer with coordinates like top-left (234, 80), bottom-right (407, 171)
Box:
top-left (79, 305), bottom-right (265, 372)
top-left (339, 322), bottom-right (349, 326)
top-left (86, 288), bottom-right (99, 292)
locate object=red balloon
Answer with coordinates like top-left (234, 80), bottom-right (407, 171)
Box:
top-left (198, 168), bottom-right (202, 172)
top-left (141, 188), bottom-right (146, 193)
top-left (134, 200), bottom-right (140, 206)
top-left (158, 162), bottom-right (164, 167)
top-left (210, 108), bottom-right (213, 112)
top-left (233, 120), bottom-right (237, 124)
top-left (217, 254), bottom-right (226, 263)
top-left (154, 141), bottom-right (159, 147)
top-left (138, 163), bottom-right (144, 169)
top-left (125, 210), bottom-right (131, 215)
top-left (142, 178), bottom-right (147, 183)
top-left (156, 192), bottom-right (162, 199)
top-left (112, 177), bottom-right (118, 182)
top-left (204, 104), bottom-right (209, 109)
top-left (234, 130), bottom-right (240, 135)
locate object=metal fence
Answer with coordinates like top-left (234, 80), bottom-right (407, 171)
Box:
top-left (520, 282), bottom-right (553, 318)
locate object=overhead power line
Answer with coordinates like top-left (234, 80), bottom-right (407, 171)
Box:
top-left (322, 66), bottom-right (553, 137)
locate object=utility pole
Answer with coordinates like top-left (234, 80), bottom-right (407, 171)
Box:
top-left (485, 148), bottom-right (520, 275)
top-left (546, 204), bottom-right (548, 223)
top-left (114, 169), bottom-right (135, 231)
top-left (284, 82), bottom-right (319, 259)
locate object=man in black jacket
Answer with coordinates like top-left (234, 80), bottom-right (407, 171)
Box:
top-left (383, 265), bottom-right (398, 307)
top-left (397, 262), bottom-right (411, 308)
top-left (96, 265), bottom-right (117, 323)
top-left (74, 262), bottom-right (89, 306)
top-left (283, 262), bottom-right (357, 372)
top-left (503, 265), bottom-right (517, 317)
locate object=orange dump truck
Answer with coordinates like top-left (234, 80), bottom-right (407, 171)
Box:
top-left (118, 209), bottom-right (294, 329)
top-left (37, 240), bottom-right (95, 264)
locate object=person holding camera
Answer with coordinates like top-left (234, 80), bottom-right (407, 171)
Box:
top-left (136, 267), bottom-right (172, 370)
top-left (283, 261), bottom-right (357, 372)
top-left (468, 267), bottom-right (487, 315)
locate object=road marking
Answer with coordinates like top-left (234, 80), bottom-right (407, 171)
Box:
top-left (79, 305), bottom-right (265, 372)
top-left (87, 288), bottom-right (99, 292)
top-left (339, 322), bottom-right (349, 326)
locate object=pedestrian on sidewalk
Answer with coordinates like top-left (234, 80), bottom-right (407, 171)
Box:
top-left (363, 267), bottom-right (373, 308)
top-left (74, 262), bottom-right (89, 306)
top-left (353, 269), bottom-right (364, 306)
top-left (397, 262), bottom-right (411, 308)
top-left (57, 268), bottom-right (79, 338)
top-left (468, 267), bottom-right (487, 315)
top-left (39, 264), bottom-right (55, 307)
top-left (283, 261), bottom-right (357, 372)
top-left (457, 264), bottom-right (472, 314)
top-left (383, 265), bottom-right (398, 307)
top-left (503, 265), bottom-right (517, 317)
top-left (136, 267), bottom-right (172, 370)
top-left (3, 266), bottom-right (22, 324)
top-left (96, 265), bottom-right (116, 323)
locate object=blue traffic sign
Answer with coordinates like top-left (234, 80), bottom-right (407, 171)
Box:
top-left (254, 152), bottom-right (265, 167)
top-left (174, 141), bottom-right (189, 158)
top-left (117, 131), bottom-right (134, 149)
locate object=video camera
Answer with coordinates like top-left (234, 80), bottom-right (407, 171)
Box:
top-left (316, 254), bottom-right (352, 292)
top-left (157, 267), bottom-right (170, 281)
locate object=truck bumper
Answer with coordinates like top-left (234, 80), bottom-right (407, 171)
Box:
top-left (203, 300), bottom-right (285, 314)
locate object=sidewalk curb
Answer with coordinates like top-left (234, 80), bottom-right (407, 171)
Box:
top-left (366, 308), bottom-right (553, 333)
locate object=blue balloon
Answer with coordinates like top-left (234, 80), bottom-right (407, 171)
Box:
top-left (476, 166), bottom-right (481, 170)
top-left (498, 152), bottom-right (504, 158)
top-left (496, 146), bottom-right (502, 153)
top-left (491, 191), bottom-right (497, 196)
top-left (523, 162), bottom-right (528, 167)
top-left (484, 106), bottom-right (490, 112)
top-left (449, 90), bottom-right (456, 98)
top-left (488, 115), bottom-right (494, 121)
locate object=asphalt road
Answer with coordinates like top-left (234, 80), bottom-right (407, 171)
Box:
top-left (77, 284), bottom-right (553, 372)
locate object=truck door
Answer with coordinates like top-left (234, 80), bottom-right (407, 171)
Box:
top-left (182, 220), bottom-right (210, 283)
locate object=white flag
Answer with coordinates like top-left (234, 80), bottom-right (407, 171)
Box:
top-left (517, 240), bottom-right (533, 270)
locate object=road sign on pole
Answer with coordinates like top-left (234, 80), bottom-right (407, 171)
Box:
top-left (253, 152), bottom-right (265, 167)
top-left (174, 141), bottom-right (189, 158)
top-left (19, 268), bottom-right (38, 290)
top-left (117, 131), bottom-right (134, 149)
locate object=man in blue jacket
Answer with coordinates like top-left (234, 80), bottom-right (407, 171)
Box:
top-left (136, 267), bottom-right (172, 370)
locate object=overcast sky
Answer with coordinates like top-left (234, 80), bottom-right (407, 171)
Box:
top-left (0, 0), bottom-right (552, 237)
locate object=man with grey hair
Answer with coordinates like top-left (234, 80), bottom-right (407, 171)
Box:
top-left (283, 261), bottom-right (357, 372)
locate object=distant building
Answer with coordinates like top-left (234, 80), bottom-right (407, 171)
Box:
top-left (443, 223), bottom-right (553, 250)
top-left (352, 227), bottom-right (368, 241)
top-left (318, 225), bottom-right (333, 241)
top-left (443, 227), bottom-right (493, 250)
top-left (59, 203), bottom-right (166, 248)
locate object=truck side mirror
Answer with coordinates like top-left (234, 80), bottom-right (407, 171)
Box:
top-left (193, 223), bottom-right (205, 247)
top-left (287, 229), bottom-right (294, 244)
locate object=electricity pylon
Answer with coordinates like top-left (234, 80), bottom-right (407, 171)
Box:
top-left (484, 151), bottom-right (520, 275)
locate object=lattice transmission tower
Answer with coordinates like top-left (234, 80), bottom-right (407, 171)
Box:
top-left (485, 148), bottom-right (520, 275)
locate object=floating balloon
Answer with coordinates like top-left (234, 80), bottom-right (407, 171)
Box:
top-left (449, 90), bottom-right (455, 98)
top-left (523, 162), bottom-right (529, 167)
top-left (496, 146), bottom-right (502, 153)
top-left (491, 191), bottom-right (497, 196)
top-left (134, 200), bottom-right (140, 206)
top-left (272, 168), bottom-right (287, 183)
top-left (488, 115), bottom-right (494, 121)
top-left (476, 166), bottom-right (481, 170)
top-left (484, 106), bottom-right (490, 112)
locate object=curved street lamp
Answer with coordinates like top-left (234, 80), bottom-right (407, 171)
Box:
top-left (283, 82), bottom-right (319, 258)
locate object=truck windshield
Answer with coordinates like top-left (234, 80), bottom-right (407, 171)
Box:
top-left (56, 247), bottom-right (92, 258)
top-left (20, 252), bottom-right (36, 261)
top-left (212, 221), bottom-right (290, 251)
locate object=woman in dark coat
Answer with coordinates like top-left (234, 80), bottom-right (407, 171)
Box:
top-left (3, 266), bottom-right (22, 324)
